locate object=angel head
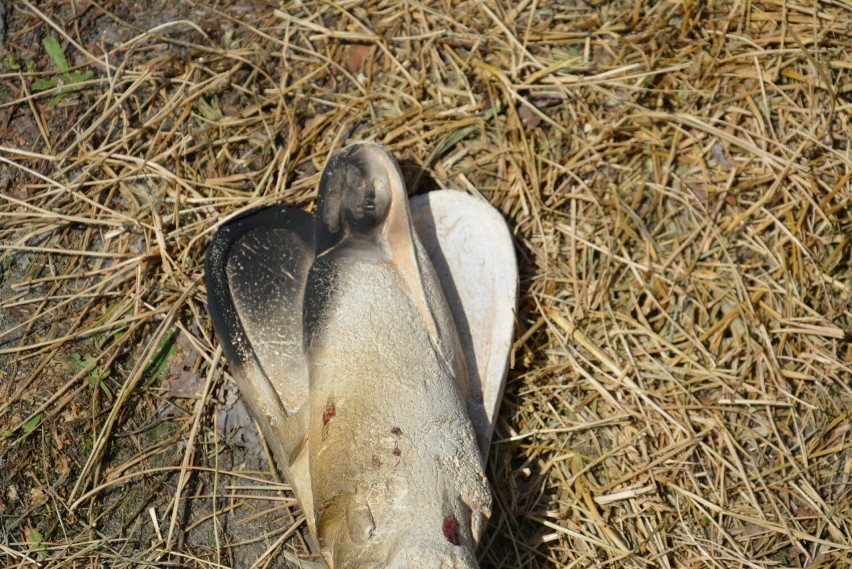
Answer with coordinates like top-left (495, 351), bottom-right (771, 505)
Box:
top-left (317, 142), bottom-right (404, 252)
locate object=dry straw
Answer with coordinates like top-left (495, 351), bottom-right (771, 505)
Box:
top-left (1, 0), bottom-right (850, 567)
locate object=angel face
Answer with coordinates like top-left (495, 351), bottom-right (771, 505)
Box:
top-left (340, 159), bottom-right (391, 234)
top-left (317, 143), bottom-right (399, 251)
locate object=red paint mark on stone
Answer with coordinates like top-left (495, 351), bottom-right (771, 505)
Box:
top-left (392, 447), bottom-right (401, 457)
top-left (391, 426), bottom-right (402, 435)
top-left (323, 399), bottom-right (336, 424)
top-left (442, 516), bottom-right (460, 545)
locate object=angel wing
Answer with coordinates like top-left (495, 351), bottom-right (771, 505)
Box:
top-left (204, 205), bottom-right (318, 532)
top-left (410, 190), bottom-right (518, 457)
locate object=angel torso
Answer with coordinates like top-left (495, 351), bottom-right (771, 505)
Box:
top-left (304, 251), bottom-right (490, 568)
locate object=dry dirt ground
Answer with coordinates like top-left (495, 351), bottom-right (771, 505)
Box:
top-left (1, 1), bottom-right (851, 568)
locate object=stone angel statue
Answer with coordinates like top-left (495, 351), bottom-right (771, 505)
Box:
top-left (205, 142), bottom-right (517, 568)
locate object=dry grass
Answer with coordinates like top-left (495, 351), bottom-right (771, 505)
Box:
top-left (1, 0), bottom-right (851, 567)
